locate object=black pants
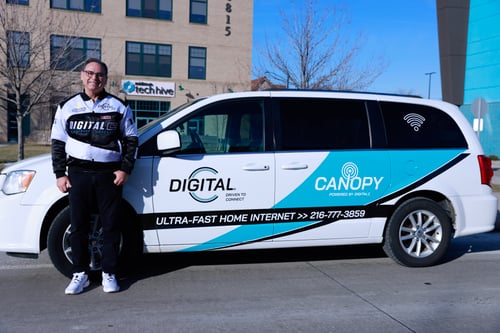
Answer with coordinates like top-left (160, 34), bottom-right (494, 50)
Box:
top-left (68, 168), bottom-right (122, 275)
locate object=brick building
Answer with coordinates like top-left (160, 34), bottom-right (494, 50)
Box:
top-left (0, 0), bottom-right (253, 143)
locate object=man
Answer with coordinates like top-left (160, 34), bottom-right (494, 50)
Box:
top-left (51, 58), bottom-right (138, 295)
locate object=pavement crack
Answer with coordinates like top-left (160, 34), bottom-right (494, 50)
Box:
top-left (307, 261), bottom-right (416, 333)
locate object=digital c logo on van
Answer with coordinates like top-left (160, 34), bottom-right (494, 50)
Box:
top-left (169, 167), bottom-right (235, 203)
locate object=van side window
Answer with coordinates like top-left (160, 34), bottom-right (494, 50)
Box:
top-left (173, 100), bottom-right (265, 154)
top-left (277, 98), bottom-right (370, 150)
top-left (380, 101), bottom-right (468, 148)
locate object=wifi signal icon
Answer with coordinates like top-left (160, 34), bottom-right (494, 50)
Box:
top-left (403, 113), bottom-right (426, 132)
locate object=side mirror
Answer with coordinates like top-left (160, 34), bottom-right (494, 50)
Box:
top-left (157, 130), bottom-right (181, 155)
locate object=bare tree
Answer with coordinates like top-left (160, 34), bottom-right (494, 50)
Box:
top-left (256, 0), bottom-right (387, 90)
top-left (0, 1), bottom-right (94, 160)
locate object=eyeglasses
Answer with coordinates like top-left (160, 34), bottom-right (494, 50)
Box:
top-left (83, 70), bottom-right (106, 78)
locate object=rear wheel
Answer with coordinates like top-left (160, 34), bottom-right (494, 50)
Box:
top-left (47, 206), bottom-right (142, 278)
top-left (383, 198), bottom-right (452, 267)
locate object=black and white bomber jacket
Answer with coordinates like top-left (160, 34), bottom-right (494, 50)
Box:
top-left (51, 90), bottom-right (138, 178)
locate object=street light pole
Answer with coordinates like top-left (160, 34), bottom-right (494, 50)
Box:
top-left (425, 72), bottom-right (436, 99)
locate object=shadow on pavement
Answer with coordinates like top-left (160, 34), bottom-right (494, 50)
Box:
top-left (118, 243), bottom-right (387, 290)
top-left (118, 230), bottom-right (500, 290)
top-left (444, 230), bottom-right (500, 263)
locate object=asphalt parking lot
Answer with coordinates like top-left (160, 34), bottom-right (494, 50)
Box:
top-left (0, 157), bottom-right (499, 332)
top-left (1, 233), bottom-right (500, 333)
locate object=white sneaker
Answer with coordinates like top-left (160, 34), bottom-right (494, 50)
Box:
top-left (102, 272), bottom-right (120, 293)
top-left (65, 272), bottom-right (90, 295)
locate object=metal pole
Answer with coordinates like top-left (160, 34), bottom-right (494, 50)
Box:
top-left (425, 72), bottom-right (436, 99)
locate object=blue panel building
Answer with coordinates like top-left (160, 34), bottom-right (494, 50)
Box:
top-left (438, 0), bottom-right (500, 157)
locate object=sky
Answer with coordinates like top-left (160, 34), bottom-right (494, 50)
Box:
top-left (252, 0), bottom-right (442, 99)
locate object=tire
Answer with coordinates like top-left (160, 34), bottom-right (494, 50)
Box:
top-left (383, 197), bottom-right (452, 267)
top-left (47, 206), bottom-right (142, 278)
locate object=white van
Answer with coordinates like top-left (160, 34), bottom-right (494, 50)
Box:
top-left (0, 91), bottom-right (497, 276)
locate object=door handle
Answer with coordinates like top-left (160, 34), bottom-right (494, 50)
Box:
top-left (242, 164), bottom-right (270, 171)
top-left (281, 163), bottom-right (308, 170)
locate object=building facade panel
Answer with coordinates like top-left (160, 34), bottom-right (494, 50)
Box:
top-left (461, 0), bottom-right (500, 156)
top-left (439, 0), bottom-right (500, 157)
top-left (463, 0), bottom-right (500, 102)
top-left (437, 0), bottom-right (469, 106)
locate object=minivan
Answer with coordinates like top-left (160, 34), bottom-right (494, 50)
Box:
top-left (0, 91), bottom-right (496, 277)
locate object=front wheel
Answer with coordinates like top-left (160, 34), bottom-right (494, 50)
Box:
top-left (47, 206), bottom-right (142, 278)
top-left (383, 198), bottom-right (452, 267)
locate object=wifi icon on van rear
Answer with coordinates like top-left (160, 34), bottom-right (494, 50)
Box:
top-left (403, 113), bottom-right (426, 131)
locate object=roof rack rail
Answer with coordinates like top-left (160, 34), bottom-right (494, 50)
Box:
top-left (265, 88), bottom-right (423, 99)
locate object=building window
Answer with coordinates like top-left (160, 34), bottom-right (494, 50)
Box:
top-left (127, 0), bottom-right (172, 20)
top-left (6, 0), bottom-right (29, 5)
top-left (126, 41), bottom-right (172, 77)
top-left (7, 31), bottom-right (30, 68)
top-left (188, 47), bottom-right (206, 80)
top-left (190, 0), bottom-right (207, 24)
top-left (7, 93), bottom-right (31, 143)
top-left (50, 0), bottom-right (101, 12)
top-left (128, 100), bottom-right (170, 128)
top-left (50, 35), bottom-right (101, 71)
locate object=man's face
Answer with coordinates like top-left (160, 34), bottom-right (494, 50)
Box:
top-left (81, 62), bottom-right (107, 95)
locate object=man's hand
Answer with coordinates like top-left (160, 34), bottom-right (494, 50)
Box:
top-left (56, 176), bottom-right (72, 193)
top-left (113, 170), bottom-right (129, 186)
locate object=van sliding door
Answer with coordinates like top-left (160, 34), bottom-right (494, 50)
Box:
top-left (272, 97), bottom-right (391, 242)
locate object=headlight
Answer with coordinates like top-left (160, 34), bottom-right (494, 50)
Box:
top-left (1, 170), bottom-right (36, 195)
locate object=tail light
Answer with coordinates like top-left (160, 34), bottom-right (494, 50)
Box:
top-left (478, 155), bottom-right (494, 186)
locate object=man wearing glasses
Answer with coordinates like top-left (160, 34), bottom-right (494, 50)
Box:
top-left (51, 58), bottom-right (138, 295)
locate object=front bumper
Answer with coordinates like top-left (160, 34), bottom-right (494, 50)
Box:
top-left (0, 192), bottom-right (45, 254)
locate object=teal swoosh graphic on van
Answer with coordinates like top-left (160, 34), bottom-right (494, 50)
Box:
top-left (274, 149), bottom-right (467, 208)
top-left (180, 149), bottom-right (467, 252)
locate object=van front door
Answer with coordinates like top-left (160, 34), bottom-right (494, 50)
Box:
top-left (148, 99), bottom-right (275, 252)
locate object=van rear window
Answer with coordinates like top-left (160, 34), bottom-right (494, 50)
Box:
top-left (380, 101), bottom-right (467, 149)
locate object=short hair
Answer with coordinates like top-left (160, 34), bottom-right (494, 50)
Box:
top-left (83, 58), bottom-right (108, 75)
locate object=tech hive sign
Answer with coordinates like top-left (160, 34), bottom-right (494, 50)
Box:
top-left (121, 80), bottom-right (176, 98)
